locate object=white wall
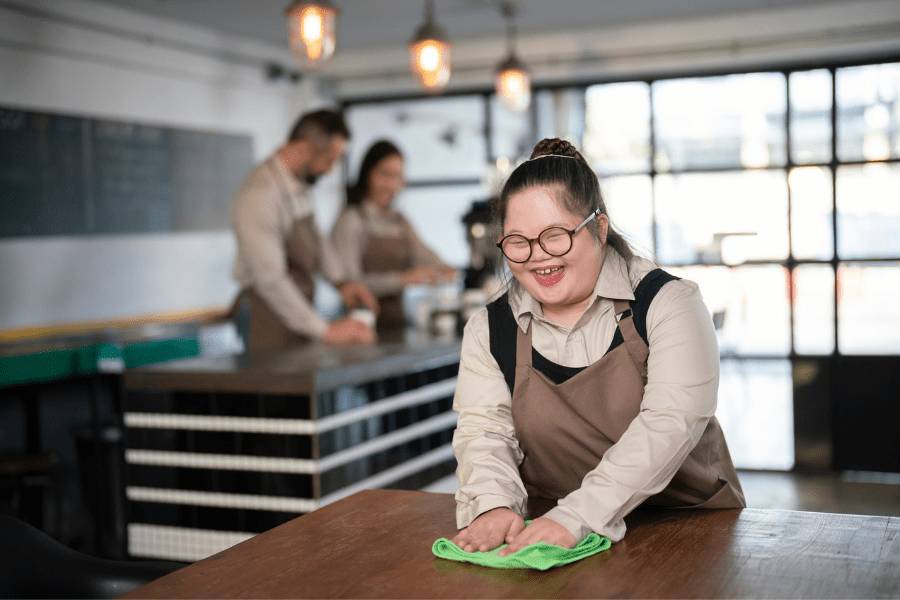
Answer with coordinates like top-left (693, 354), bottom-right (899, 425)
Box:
top-left (0, 0), bottom-right (341, 331)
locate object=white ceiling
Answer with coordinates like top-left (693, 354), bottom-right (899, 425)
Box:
top-left (84, 0), bottom-right (829, 52)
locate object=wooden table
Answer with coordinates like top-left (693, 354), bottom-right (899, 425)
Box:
top-left (123, 488), bottom-right (900, 599)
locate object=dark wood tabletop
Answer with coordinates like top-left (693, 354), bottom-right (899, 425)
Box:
top-left (122, 488), bottom-right (900, 599)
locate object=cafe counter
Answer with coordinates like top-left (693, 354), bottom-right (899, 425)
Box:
top-left (120, 331), bottom-right (461, 562)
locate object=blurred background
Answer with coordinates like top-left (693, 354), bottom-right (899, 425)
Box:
top-left (1, 0), bottom-right (899, 560)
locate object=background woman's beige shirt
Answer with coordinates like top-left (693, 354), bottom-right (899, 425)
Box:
top-left (331, 201), bottom-right (451, 296)
top-left (452, 248), bottom-right (721, 543)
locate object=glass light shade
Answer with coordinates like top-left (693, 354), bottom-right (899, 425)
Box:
top-left (496, 59), bottom-right (531, 112)
top-left (410, 38), bottom-right (451, 91)
top-left (286, 2), bottom-right (338, 70)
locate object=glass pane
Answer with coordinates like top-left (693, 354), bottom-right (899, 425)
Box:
top-left (793, 265), bottom-right (835, 355)
top-left (655, 170), bottom-right (789, 265)
top-left (789, 166), bottom-right (834, 260)
top-left (717, 358), bottom-right (794, 470)
top-left (345, 96), bottom-right (487, 182)
top-left (600, 175), bottom-right (654, 257)
top-left (533, 88), bottom-right (586, 144)
top-left (665, 265), bottom-right (730, 345)
top-left (789, 69), bottom-right (833, 164)
top-left (583, 82), bottom-right (651, 175)
top-left (395, 183), bottom-right (486, 268)
top-left (667, 265), bottom-right (791, 357)
top-left (653, 73), bottom-right (787, 171)
top-left (489, 95), bottom-right (532, 163)
top-left (838, 261), bottom-right (900, 354)
top-left (836, 62), bottom-right (900, 162)
top-left (836, 163), bottom-right (900, 259)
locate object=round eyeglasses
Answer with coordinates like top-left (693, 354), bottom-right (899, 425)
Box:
top-left (496, 208), bottom-right (600, 263)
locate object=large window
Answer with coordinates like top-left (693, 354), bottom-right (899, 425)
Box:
top-left (343, 59), bottom-right (900, 472)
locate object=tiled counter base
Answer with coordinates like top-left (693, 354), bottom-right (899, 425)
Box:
top-left (121, 339), bottom-right (461, 562)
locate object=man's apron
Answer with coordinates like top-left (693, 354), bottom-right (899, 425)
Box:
top-left (361, 230), bottom-right (412, 330)
top-left (238, 215), bottom-right (321, 352)
top-left (511, 298), bottom-right (745, 509)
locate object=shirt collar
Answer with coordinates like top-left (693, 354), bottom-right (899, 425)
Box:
top-left (509, 246), bottom-right (634, 330)
top-left (269, 153), bottom-right (307, 199)
top-left (361, 199), bottom-right (383, 219)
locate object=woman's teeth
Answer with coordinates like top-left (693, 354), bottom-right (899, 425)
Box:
top-left (535, 266), bottom-right (561, 275)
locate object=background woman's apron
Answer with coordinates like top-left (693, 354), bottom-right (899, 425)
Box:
top-left (511, 298), bottom-right (745, 509)
top-left (361, 229), bottom-right (412, 330)
top-left (238, 215), bottom-right (321, 353)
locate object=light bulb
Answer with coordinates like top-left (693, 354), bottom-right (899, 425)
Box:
top-left (496, 62), bottom-right (531, 112)
top-left (286, 2), bottom-right (338, 70)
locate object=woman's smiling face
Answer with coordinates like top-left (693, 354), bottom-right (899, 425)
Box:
top-left (503, 186), bottom-right (608, 322)
top-left (367, 154), bottom-right (404, 209)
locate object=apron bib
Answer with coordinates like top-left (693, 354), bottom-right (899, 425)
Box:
top-left (511, 299), bottom-right (745, 509)
top-left (361, 224), bottom-right (413, 330)
top-left (240, 215), bottom-right (322, 352)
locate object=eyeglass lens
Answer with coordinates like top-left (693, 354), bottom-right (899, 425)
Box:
top-left (500, 227), bottom-right (573, 263)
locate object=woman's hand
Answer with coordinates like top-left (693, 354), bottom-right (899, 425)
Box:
top-left (497, 517), bottom-right (576, 557)
top-left (451, 508), bottom-right (526, 553)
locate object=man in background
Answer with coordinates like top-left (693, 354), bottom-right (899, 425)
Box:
top-left (230, 109), bottom-right (378, 352)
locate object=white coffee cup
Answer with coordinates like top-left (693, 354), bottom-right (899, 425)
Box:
top-left (432, 312), bottom-right (457, 337)
top-left (348, 308), bottom-right (376, 329)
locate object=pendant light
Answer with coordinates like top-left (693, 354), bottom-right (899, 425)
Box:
top-left (409, 0), bottom-right (452, 92)
top-left (495, 2), bottom-right (531, 112)
top-left (285, 1), bottom-right (339, 70)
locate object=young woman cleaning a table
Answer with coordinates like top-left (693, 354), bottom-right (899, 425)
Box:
top-left (451, 138), bottom-right (745, 556)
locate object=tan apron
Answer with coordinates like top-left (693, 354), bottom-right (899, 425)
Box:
top-left (512, 298), bottom-right (745, 510)
top-left (361, 225), bottom-right (413, 330)
top-left (239, 215), bottom-right (322, 353)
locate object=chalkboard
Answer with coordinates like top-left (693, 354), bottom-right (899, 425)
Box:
top-left (0, 107), bottom-right (254, 237)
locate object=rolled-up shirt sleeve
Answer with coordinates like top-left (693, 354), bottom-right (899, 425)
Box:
top-left (452, 308), bottom-right (527, 529)
top-left (404, 216), bottom-right (453, 270)
top-left (319, 234), bottom-right (349, 287)
top-left (543, 280), bottom-right (720, 543)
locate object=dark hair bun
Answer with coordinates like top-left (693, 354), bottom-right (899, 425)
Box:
top-left (529, 137), bottom-right (584, 161)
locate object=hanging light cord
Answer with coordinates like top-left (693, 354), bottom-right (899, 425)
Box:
top-left (500, 1), bottom-right (518, 58)
top-left (424, 0), bottom-right (436, 27)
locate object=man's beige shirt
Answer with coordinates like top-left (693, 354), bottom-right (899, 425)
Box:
top-left (231, 154), bottom-right (347, 339)
top-left (453, 248), bottom-right (721, 543)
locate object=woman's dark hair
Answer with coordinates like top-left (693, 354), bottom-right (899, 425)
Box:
top-left (493, 137), bottom-right (635, 262)
top-left (347, 140), bottom-right (403, 206)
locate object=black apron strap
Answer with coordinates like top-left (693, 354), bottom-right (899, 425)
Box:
top-left (486, 268), bottom-right (681, 393)
top-left (486, 292), bottom-right (518, 394)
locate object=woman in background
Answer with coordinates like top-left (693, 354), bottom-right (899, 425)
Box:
top-left (332, 140), bottom-right (456, 330)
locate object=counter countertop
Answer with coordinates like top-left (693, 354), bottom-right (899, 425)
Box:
top-left (122, 329), bottom-right (462, 395)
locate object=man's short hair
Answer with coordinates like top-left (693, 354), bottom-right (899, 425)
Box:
top-left (287, 109), bottom-right (351, 146)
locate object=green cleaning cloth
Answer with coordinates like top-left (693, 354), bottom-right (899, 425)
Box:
top-left (432, 525), bottom-right (611, 571)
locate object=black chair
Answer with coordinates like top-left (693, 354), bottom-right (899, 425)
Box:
top-left (0, 514), bottom-right (183, 599)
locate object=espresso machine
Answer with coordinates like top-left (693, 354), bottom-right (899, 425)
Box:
top-left (459, 200), bottom-right (501, 331)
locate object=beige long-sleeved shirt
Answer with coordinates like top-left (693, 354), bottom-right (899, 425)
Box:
top-left (452, 248), bottom-right (721, 543)
top-left (330, 200), bottom-right (451, 296)
top-left (231, 154), bottom-right (347, 339)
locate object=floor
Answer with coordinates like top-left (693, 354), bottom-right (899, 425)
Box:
top-left (423, 469), bottom-right (900, 518)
